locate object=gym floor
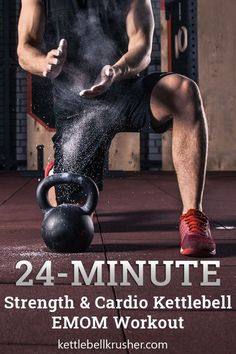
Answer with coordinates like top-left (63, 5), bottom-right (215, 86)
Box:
top-left (0, 171), bottom-right (235, 354)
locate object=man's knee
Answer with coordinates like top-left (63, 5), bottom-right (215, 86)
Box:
top-left (151, 74), bottom-right (202, 117)
top-left (176, 75), bottom-right (201, 104)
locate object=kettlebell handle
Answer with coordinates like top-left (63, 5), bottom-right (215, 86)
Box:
top-left (36, 173), bottom-right (99, 215)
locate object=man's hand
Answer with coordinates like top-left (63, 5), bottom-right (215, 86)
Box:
top-left (80, 65), bottom-right (116, 98)
top-left (43, 39), bottom-right (67, 79)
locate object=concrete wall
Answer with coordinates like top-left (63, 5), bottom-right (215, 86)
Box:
top-left (198, 0), bottom-right (236, 170)
top-left (161, 0), bottom-right (236, 171)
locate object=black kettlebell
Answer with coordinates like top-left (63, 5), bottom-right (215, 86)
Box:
top-left (36, 173), bottom-right (99, 253)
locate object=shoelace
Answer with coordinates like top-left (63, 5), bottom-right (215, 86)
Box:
top-left (180, 209), bottom-right (208, 235)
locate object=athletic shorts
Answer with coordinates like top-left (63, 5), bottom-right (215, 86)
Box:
top-left (52, 72), bottom-right (173, 204)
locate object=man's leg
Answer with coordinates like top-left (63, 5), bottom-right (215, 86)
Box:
top-left (150, 74), bottom-right (207, 213)
top-left (150, 73), bottom-right (215, 256)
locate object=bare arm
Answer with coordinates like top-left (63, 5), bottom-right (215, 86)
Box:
top-left (18, 0), bottom-right (66, 78)
top-left (80, 0), bottom-right (154, 97)
top-left (18, 0), bottom-right (46, 75)
top-left (113, 0), bottom-right (154, 80)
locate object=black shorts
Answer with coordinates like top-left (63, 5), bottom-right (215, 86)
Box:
top-left (52, 72), bottom-right (173, 203)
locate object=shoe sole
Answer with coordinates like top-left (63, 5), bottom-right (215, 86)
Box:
top-left (180, 247), bottom-right (216, 257)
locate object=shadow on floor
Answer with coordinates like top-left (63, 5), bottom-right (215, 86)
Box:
top-left (97, 210), bottom-right (233, 233)
top-left (40, 241), bottom-right (236, 258)
top-left (97, 209), bottom-right (179, 233)
top-left (213, 219), bottom-right (236, 229)
top-left (89, 242), bottom-right (179, 253)
top-left (214, 243), bottom-right (236, 258)
top-left (90, 242), bottom-right (236, 258)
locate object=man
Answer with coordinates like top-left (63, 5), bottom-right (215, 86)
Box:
top-left (17, 0), bottom-right (216, 257)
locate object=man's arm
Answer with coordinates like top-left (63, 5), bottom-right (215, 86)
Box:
top-left (17, 0), bottom-right (66, 78)
top-left (80, 0), bottom-right (154, 97)
top-left (113, 0), bottom-right (154, 80)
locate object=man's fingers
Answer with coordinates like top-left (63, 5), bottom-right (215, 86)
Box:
top-left (48, 57), bottom-right (60, 65)
top-left (80, 88), bottom-right (98, 96)
top-left (58, 38), bottom-right (67, 49)
top-left (44, 41), bottom-right (67, 79)
top-left (80, 85), bottom-right (103, 95)
top-left (91, 84), bottom-right (105, 92)
top-left (79, 65), bottom-right (113, 98)
top-left (43, 64), bottom-right (55, 78)
top-left (79, 89), bottom-right (92, 96)
top-left (104, 66), bottom-right (114, 77)
top-left (80, 85), bottom-right (105, 97)
top-left (80, 91), bottom-right (98, 98)
top-left (47, 39), bottom-right (67, 61)
top-left (48, 49), bottom-right (61, 58)
top-left (58, 39), bottom-right (67, 54)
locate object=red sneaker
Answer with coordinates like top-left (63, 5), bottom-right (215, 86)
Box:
top-left (179, 209), bottom-right (216, 256)
top-left (45, 161), bottom-right (54, 177)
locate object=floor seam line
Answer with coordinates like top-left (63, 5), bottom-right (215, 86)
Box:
top-left (0, 178), bottom-right (32, 207)
top-left (96, 212), bottom-right (130, 354)
top-left (142, 178), bottom-right (181, 202)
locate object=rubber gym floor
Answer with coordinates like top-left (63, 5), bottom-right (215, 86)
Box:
top-left (0, 171), bottom-right (235, 354)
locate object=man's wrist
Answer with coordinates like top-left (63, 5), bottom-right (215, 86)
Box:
top-left (112, 63), bottom-right (131, 81)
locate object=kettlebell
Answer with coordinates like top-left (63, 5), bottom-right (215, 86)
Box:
top-left (36, 173), bottom-right (99, 253)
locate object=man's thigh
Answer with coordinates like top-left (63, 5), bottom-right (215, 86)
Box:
top-left (125, 72), bottom-right (174, 134)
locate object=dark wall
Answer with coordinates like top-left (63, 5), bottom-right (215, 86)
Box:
top-left (0, 0), bottom-right (27, 169)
